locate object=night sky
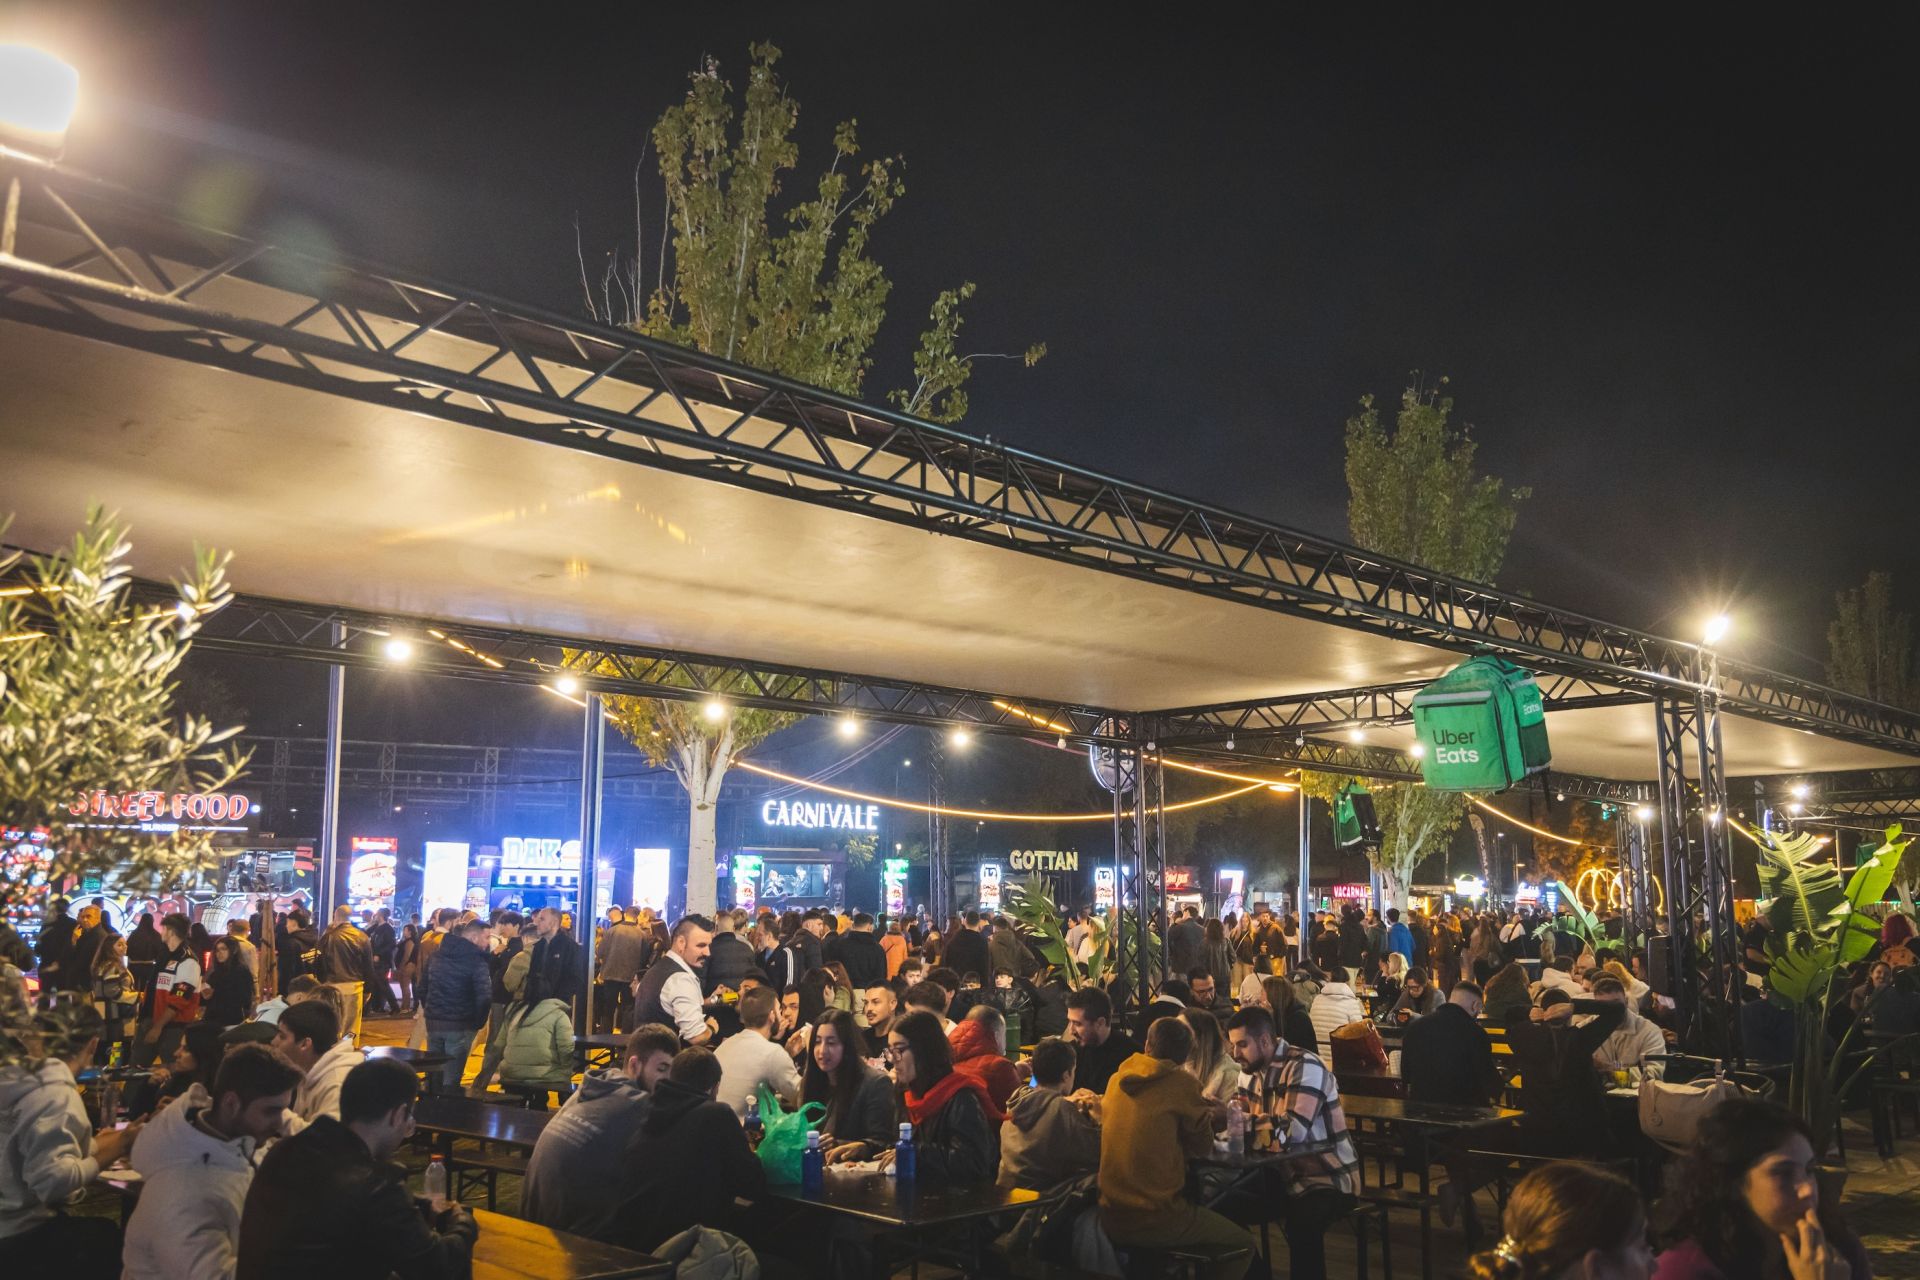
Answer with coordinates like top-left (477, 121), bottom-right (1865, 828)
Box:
top-left (16, 2), bottom-right (1920, 679)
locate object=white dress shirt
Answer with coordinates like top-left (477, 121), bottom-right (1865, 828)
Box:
top-left (658, 952), bottom-right (708, 1042)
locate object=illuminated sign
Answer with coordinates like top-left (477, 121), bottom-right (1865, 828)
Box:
top-left (69, 789), bottom-right (254, 824)
top-left (422, 841), bottom-right (471, 916)
top-left (347, 837), bottom-right (398, 912)
top-left (1453, 875), bottom-right (1487, 898)
top-left (1093, 866), bottom-right (1115, 911)
top-left (1515, 880), bottom-right (1541, 904)
top-left (1331, 883), bottom-right (1372, 902)
top-left (733, 854), bottom-right (762, 912)
top-left (1007, 849), bottom-right (1078, 872)
top-left (760, 800), bottom-right (880, 831)
top-left (500, 837), bottom-right (581, 872)
top-left (632, 848), bottom-right (671, 917)
top-left (1165, 865), bottom-right (1197, 894)
top-left (978, 862), bottom-right (1003, 912)
top-left (882, 857), bottom-right (910, 917)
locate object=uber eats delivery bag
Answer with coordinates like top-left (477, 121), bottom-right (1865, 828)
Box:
top-left (1411, 654), bottom-right (1551, 791)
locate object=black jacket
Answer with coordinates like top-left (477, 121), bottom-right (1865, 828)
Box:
top-left (1505, 1001), bottom-right (1625, 1146)
top-left (319, 922), bottom-right (377, 985)
top-left (488, 937), bottom-right (524, 1006)
top-left (1166, 918), bottom-right (1205, 977)
top-left (529, 931), bottom-right (584, 1004)
top-left (236, 1116), bottom-right (476, 1280)
top-left (422, 932), bottom-right (493, 1031)
top-left (837, 930), bottom-right (889, 989)
top-left (614, 1078), bottom-right (767, 1253)
top-left (910, 1081), bottom-right (999, 1183)
top-left (702, 932), bottom-right (758, 995)
top-left (815, 1060), bottom-right (897, 1151)
top-left (1400, 1003), bottom-right (1499, 1106)
top-left (943, 928), bottom-right (992, 983)
top-left (1281, 1004), bottom-right (1319, 1057)
top-left (203, 957), bottom-right (256, 1027)
top-left (278, 926), bottom-right (322, 987)
top-left (1070, 1029), bottom-right (1141, 1097)
top-left (368, 920), bottom-right (397, 964)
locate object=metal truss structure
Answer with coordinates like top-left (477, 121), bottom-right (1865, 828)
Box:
top-left (1653, 678), bottom-right (1742, 1059)
top-left (3, 148), bottom-right (1918, 763)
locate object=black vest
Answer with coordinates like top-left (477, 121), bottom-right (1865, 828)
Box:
top-left (631, 954), bottom-right (690, 1039)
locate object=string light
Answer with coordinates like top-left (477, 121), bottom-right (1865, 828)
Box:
top-left (731, 760), bottom-right (1274, 823)
top-left (1469, 797), bottom-right (1598, 848)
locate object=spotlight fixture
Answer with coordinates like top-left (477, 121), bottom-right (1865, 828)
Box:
top-left (950, 728), bottom-right (972, 748)
top-left (383, 637), bottom-right (413, 662)
top-left (837, 715), bottom-right (859, 739)
top-left (702, 698), bottom-right (726, 722)
top-left (554, 675), bottom-right (581, 696)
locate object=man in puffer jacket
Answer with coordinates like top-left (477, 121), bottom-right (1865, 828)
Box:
top-left (421, 917), bottom-right (494, 1090)
top-left (123, 1044), bottom-right (303, 1280)
top-left (949, 1006), bottom-right (1020, 1111)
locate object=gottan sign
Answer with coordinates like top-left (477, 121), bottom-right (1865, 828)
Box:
top-left (70, 790), bottom-right (253, 823)
top-left (760, 799), bottom-right (880, 831)
top-left (1007, 849), bottom-right (1079, 872)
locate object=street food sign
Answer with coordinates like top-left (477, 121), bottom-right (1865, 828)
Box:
top-left (1006, 849), bottom-right (1078, 872)
top-left (760, 799), bottom-right (880, 831)
top-left (69, 789), bottom-right (254, 825)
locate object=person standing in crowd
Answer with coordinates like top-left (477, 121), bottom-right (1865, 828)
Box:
top-left (1064, 987), bottom-right (1141, 1096)
top-left (317, 906), bottom-right (375, 1044)
top-left (407, 909), bottom-right (454, 1045)
top-left (363, 908), bottom-right (397, 1015)
top-left (880, 917), bottom-right (909, 979)
top-left (943, 912), bottom-right (992, 986)
top-left (714, 987), bottom-right (802, 1117)
top-left (91, 933), bottom-right (141, 1062)
top-left (1167, 906), bottom-right (1206, 979)
top-left (32, 897), bottom-right (78, 1005)
top-left (203, 936), bottom-right (256, 1029)
top-left (594, 905), bottom-right (648, 1033)
top-left (880, 1010), bottom-right (1001, 1182)
top-left (225, 919), bottom-right (258, 982)
top-left (1225, 1005), bottom-right (1361, 1280)
top-left (393, 923), bottom-right (420, 1012)
top-left (611, 1048), bottom-right (769, 1255)
top-left (523, 1025), bottom-right (678, 1240)
top-left (810, 1009), bottom-right (898, 1164)
top-left (236, 1058), bottom-right (476, 1279)
top-left (68, 905), bottom-right (110, 993)
top-left (527, 906), bottom-right (584, 1009)
top-left (631, 915), bottom-right (718, 1046)
top-left (1199, 919), bottom-right (1234, 1007)
top-left (1384, 907), bottom-right (1414, 967)
top-left (1237, 903), bottom-right (1287, 976)
top-left (421, 915), bottom-right (493, 1091)
top-left (0, 1006), bottom-right (139, 1277)
top-left (276, 908), bottom-right (321, 992)
top-left (467, 911), bottom-right (528, 1097)
top-left (703, 910), bottom-right (757, 999)
top-left (1655, 1098), bottom-right (1870, 1279)
top-left (1097, 1015), bottom-right (1241, 1280)
top-left (997, 1036), bottom-right (1101, 1192)
top-left (1464, 1161), bottom-right (1654, 1279)
top-left (838, 912), bottom-right (891, 994)
top-left (125, 911), bottom-right (167, 1002)
top-left (121, 1043), bottom-right (303, 1280)
top-left (137, 912), bottom-right (205, 1067)
top-left (273, 999), bottom-right (362, 1136)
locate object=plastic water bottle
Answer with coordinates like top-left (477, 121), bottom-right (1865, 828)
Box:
top-left (801, 1130), bottom-right (825, 1191)
top-left (743, 1097), bottom-right (765, 1150)
top-left (890, 1121), bottom-right (916, 1180)
top-left (1227, 1099), bottom-right (1247, 1156)
top-left (424, 1155), bottom-right (448, 1207)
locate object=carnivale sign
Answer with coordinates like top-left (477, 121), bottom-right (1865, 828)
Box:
top-left (761, 799), bottom-right (881, 832)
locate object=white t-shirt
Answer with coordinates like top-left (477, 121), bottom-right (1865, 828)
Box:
top-left (714, 1028), bottom-right (802, 1118)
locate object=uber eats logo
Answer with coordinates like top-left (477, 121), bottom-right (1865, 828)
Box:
top-left (1432, 728), bottom-right (1481, 764)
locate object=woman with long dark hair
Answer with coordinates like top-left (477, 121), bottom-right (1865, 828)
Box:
top-left (1654, 1098), bottom-right (1869, 1279)
top-left (806, 1009), bottom-right (895, 1163)
top-left (1260, 973), bottom-right (1319, 1055)
top-left (201, 936), bottom-right (254, 1027)
top-left (879, 1009), bottom-right (1000, 1183)
top-left (1465, 1160), bottom-right (1653, 1279)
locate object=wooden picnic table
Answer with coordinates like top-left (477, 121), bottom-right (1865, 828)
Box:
top-left (575, 1032), bottom-right (628, 1069)
top-left (772, 1167), bottom-right (1049, 1277)
top-left (471, 1208), bottom-right (668, 1280)
top-left (413, 1094), bottom-right (553, 1150)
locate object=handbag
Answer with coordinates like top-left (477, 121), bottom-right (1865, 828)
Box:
top-left (1329, 1020), bottom-right (1389, 1074)
top-left (1638, 1076), bottom-right (1742, 1153)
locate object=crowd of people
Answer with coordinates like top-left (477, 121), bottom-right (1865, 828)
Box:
top-left (0, 889), bottom-right (1906, 1278)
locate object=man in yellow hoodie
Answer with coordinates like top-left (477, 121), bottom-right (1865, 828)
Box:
top-left (1098, 1016), bottom-right (1247, 1280)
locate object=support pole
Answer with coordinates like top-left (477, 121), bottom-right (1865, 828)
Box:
top-left (1111, 760), bottom-right (1128, 1017)
top-left (1694, 655), bottom-right (1741, 1062)
top-left (316, 621), bottom-right (345, 922)
top-left (1297, 789), bottom-right (1312, 967)
top-left (929, 735), bottom-right (948, 923)
top-left (574, 693), bottom-right (606, 1035)
top-left (1653, 701), bottom-right (1698, 1043)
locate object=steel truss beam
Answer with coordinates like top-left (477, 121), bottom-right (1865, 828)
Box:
top-left (3, 150), bottom-right (1919, 761)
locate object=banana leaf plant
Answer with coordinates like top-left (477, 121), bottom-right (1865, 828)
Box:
top-left (1001, 876), bottom-right (1161, 996)
top-left (1531, 890), bottom-right (1615, 957)
top-left (1756, 822), bottom-right (1913, 1158)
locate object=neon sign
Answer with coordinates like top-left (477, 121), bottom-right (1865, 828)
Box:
top-left (760, 800), bottom-right (880, 831)
top-left (1007, 849), bottom-right (1078, 871)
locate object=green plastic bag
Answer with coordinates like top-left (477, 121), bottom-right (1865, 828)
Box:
top-left (755, 1083), bottom-right (825, 1184)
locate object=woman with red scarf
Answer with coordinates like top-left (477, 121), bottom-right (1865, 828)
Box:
top-left (878, 1010), bottom-right (1002, 1183)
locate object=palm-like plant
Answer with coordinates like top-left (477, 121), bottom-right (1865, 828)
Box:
top-left (1755, 823), bottom-right (1911, 1156)
top-left (1001, 877), bottom-right (1160, 995)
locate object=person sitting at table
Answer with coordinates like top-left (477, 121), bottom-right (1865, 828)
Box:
top-left (1381, 965), bottom-right (1442, 1025)
top-left (902, 978), bottom-right (956, 1037)
top-left (952, 1005), bottom-right (1022, 1111)
top-left (1307, 964), bottom-right (1366, 1054)
top-left (998, 1036), bottom-right (1102, 1192)
top-left (523, 1024), bottom-right (678, 1240)
top-left (122, 1042), bottom-right (304, 1280)
top-left (1462, 1160), bottom-right (1653, 1279)
top-left (715, 986), bottom-right (803, 1118)
top-left (1065, 987), bottom-right (1140, 1097)
top-left (1224, 1005), bottom-right (1361, 1280)
top-left (1259, 974), bottom-right (1319, 1055)
top-left (1401, 981), bottom-right (1499, 1106)
top-left (1375, 950), bottom-right (1408, 1010)
top-left (237, 1057), bottom-right (474, 1280)
top-left (1531, 954), bottom-right (1584, 1001)
top-left (1482, 958), bottom-right (1534, 1024)
top-left (1599, 958), bottom-right (1652, 1012)
top-left (860, 977), bottom-right (902, 1057)
top-left (272, 999), bottom-right (363, 1137)
top-left (496, 990), bottom-right (576, 1106)
top-left (1854, 959), bottom-right (1920, 1036)
top-left (1147, 977), bottom-right (1193, 1024)
top-left (1504, 990), bottom-right (1625, 1156)
top-left (1097, 1015), bottom-right (1243, 1280)
top-left (1187, 967), bottom-right (1233, 1020)
top-left (1182, 1007), bottom-right (1240, 1103)
top-left (808, 1009), bottom-right (898, 1164)
top-left (0, 1006), bottom-right (139, 1278)
top-left (1653, 1097), bottom-right (1871, 1280)
top-left (1588, 975), bottom-right (1666, 1083)
top-left (878, 1010), bottom-right (1002, 1182)
top-left (612, 1047), bottom-right (768, 1256)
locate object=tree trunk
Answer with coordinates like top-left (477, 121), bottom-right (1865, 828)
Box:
top-left (1378, 863), bottom-right (1411, 913)
top-left (679, 726), bottom-right (734, 918)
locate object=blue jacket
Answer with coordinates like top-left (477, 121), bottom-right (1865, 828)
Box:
top-left (422, 932), bottom-right (493, 1032)
top-left (1386, 922), bottom-right (1414, 964)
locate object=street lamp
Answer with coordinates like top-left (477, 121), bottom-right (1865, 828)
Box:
top-left (0, 45), bottom-right (79, 156)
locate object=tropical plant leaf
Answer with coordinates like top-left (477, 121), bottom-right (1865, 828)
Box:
top-left (1755, 830), bottom-right (1847, 937)
top-left (1768, 940), bottom-right (1835, 1004)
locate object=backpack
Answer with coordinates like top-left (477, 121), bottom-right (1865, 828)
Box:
top-left (1411, 653), bottom-right (1551, 791)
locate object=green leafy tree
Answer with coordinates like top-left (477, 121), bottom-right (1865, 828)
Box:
top-left (575, 43), bottom-right (1044, 911)
top-left (1827, 571), bottom-right (1915, 710)
top-left (1303, 380), bottom-right (1529, 909)
top-left (0, 507), bottom-right (246, 932)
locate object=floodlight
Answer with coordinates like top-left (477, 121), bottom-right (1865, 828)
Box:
top-left (1703, 614), bottom-right (1732, 645)
top-left (1409, 743), bottom-right (1427, 759)
top-left (554, 674), bottom-right (581, 696)
top-left (0, 45), bottom-right (78, 156)
top-left (1790, 783), bottom-right (1809, 801)
top-left (702, 698), bottom-right (726, 722)
top-left (837, 715), bottom-right (859, 739)
top-left (1635, 805), bottom-right (1654, 821)
top-left (383, 637), bottom-right (413, 662)
top-left (950, 728), bottom-right (972, 748)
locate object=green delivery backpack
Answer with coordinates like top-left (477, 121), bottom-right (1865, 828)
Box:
top-left (1410, 654), bottom-right (1551, 791)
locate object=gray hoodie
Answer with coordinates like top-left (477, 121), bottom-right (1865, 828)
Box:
top-left (521, 1066), bottom-right (652, 1240)
top-left (0, 1058), bottom-right (96, 1238)
top-left (995, 1083), bottom-right (1100, 1192)
top-left (122, 1082), bottom-right (258, 1280)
